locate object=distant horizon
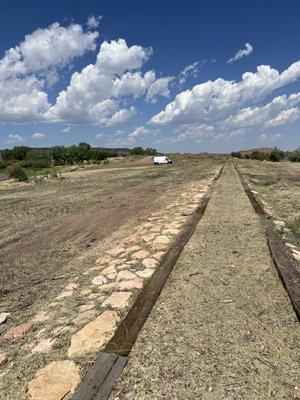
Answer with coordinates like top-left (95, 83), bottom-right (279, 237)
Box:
top-left (0, 0), bottom-right (299, 152)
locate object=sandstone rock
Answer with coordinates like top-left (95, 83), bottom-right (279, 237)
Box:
top-left (4, 323), bottom-right (32, 341)
top-left (152, 243), bottom-right (168, 251)
top-left (117, 278), bottom-right (143, 291)
top-left (110, 258), bottom-right (126, 267)
top-left (116, 270), bottom-right (136, 281)
top-left (102, 292), bottom-right (132, 309)
top-left (0, 354), bottom-right (6, 365)
top-left (136, 269), bottom-right (154, 278)
top-left (152, 251), bottom-right (165, 261)
top-left (116, 264), bottom-right (128, 271)
top-left (162, 228), bottom-right (180, 235)
top-left (96, 255), bottom-right (112, 264)
top-left (65, 282), bottom-right (78, 291)
top-left (99, 282), bottom-right (117, 293)
top-left (56, 291), bottom-right (73, 300)
top-left (0, 313), bottom-right (10, 324)
top-left (27, 360), bottom-right (80, 400)
top-left (101, 266), bottom-right (117, 277)
top-left (31, 338), bottom-right (57, 354)
top-left (126, 245), bottom-right (141, 253)
top-left (68, 311), bottom-right (119, 356)
top-left (91, 275), bottom-right (107, 286)
top-left (142, 222), bottom-right (153, 229)
top-left (73, 310), bottom-right (96, 326)
top-left (80, 289), bottom-right (92, 296)
top-left (32, 311), bottom-right (49, 323)
top-left (142, 258), bottom-right (159, 269)
top-left (78, 302), bottom-right (95, 312)
top-left (105, 246), bottom-right (124, 256)
top-left (153, 235), bottom-right (170, 245)
top-left (142, 235), bottom-right (155, 243)
top-left (123, 234), bottom-right (139, 245)
top-left (150, 225), bottom-right (162, 233)
top-left (131, 250), bottom-right (150, 260)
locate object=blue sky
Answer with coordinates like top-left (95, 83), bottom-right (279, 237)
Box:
top-left (0, 0), bottom-right (299, 152)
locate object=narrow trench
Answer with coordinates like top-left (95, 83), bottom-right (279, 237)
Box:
top-left (72, 163), bottom-right (225, 400)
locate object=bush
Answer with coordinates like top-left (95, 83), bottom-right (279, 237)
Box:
top-left (6, 163), bottom-right (28, 182)
top-left (288, 151), bottom-right (300, 162)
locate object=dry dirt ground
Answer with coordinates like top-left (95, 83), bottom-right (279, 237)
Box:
top-left (110, 163), bottom-right (300, 400)
top-left (0, 155), bottom-right (220, 314)
top-left (0, 154), bottom-right (221, 399)
top-left (236, 159), bottom-right (300, 246)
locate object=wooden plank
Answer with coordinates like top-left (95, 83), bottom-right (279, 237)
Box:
top-left (266, 226), bottom-right (300, 321)
top-left (94, 355), bottom-right (128, 400)
top-left (72, 352), bottom-right (117, 400)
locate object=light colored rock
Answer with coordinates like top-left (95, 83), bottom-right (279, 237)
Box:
top-left (131, 250), bottom-right (150, 260)
top-left (117, 278), bottom-right (143, 291)
top-left (56, 290), bottom-right (73, 300)
top-left (162, 228), bottom-right (180, 235)
top-left (106, 246), bottom-right (124, 256)
top-left (126, 245), bottom-right (141, 253)
top-left (65, 282), bottom-right (78, 291)
top-left (110, 258), bottom-right (125, 267)
top-left (153, 235), bottom-right (171, 245)
top-left (136, 269), bottom-right (154, 278)
top-left (123, 234), bottom-right (139, 245)
top-left (96, 255), bottom-right (111, 264)
top-left (150, 225), bottom-right (162, 233)
top-left (4, 323), bottom-right (32, 341)
top-left (31, 338), bottom-right (57, 354)
top-left (102, 266), bottom-right (117, 277)
top-left (142, 258), bottom-right (159, 269)
top-left (116, 264), bottom-right (128, 271)
top-left (91, 275), bottom-right (107, 286)
top-left (151, 243), bottom-right (168, 251)
top-left (142, 222), bottom-right (153, 229)
top-left (80, 289), bottom-right (92, 296)
top-left (78, 302), bottom-right (95, 312)
top-left (73, 310), bottom-right (96, 326)
top-left (99, 282), bottom-right (117, 292)
top-left (292, 249), bottom-right (300, 261)
top-left (0, 354), bottom-right (6, 365)
top-left (152, 251), bottom-right (165, 261)
top-left (68, 311), bottom-right (120, 356)
top-left (0, 313), bottom-right (10, 324)
top-left (32, 311), bottom-right (49, 323)
top-left (102, 292), bottom-right (132, 309)
top-left (116, 270), bottom-right (136, 281)
top-left (27, 360), bottom-right (80, 400)
top-left (142, 235), bottom-right (155, 243)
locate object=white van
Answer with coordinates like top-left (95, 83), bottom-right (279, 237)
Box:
top-left (153, 156), bottom-right (172, 165)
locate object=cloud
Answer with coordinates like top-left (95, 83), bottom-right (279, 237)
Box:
top-left (87, 15), bottom-right (102, 29)
top-left (128, 126), bottom-right (150, 141)
top-left (0, 22), bottom-right (98, 123)
top-left (48, 39), bottom-right (172, 125)
top-left (31, 132), bottom-right (45, 139)
top-left (146, 76), bottom-right (174, 103)
top-left (170, 124), bottom-right (213, 143)
top-left (227, 42), bottom-right (253, 64)
top-left (257, 133), bottom-right (283, 142)
top-left (6, 134), bottom-right (24, 144)
top-left (62, 126), bottom-right (71, 133)
top-left (95, 133), bottom-right (104, 139)
top-left (150, 62), bottom-right (300, 132)
top-left (178, 61), bottom-right (204, 85)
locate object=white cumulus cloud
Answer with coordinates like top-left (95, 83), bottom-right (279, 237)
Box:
top-left (257, 133), bottom-right (283, 142)
top-left (31, 132), bottom-right (45, 139)
top-left (227, 42), bottom-right (253, 64)
top-left (87, 15), bottom-right (102, 29)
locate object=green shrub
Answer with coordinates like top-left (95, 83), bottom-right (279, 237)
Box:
top-left (6, 163), bottom-right (28, 182)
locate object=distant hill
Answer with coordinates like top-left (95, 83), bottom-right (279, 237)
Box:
top-left (238, 147), bottom-right (275, 155)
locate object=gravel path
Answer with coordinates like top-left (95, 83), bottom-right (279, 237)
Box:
top-left (110, 163), bottom-right (300, 400)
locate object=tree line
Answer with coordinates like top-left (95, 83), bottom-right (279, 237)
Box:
top-left (231, 147), bottom-right (300, 162)
top-left (0, 143), bottom-right (158, 169)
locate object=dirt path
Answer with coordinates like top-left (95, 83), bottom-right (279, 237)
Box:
top-left (110, 163), bottom-right (300, 399)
